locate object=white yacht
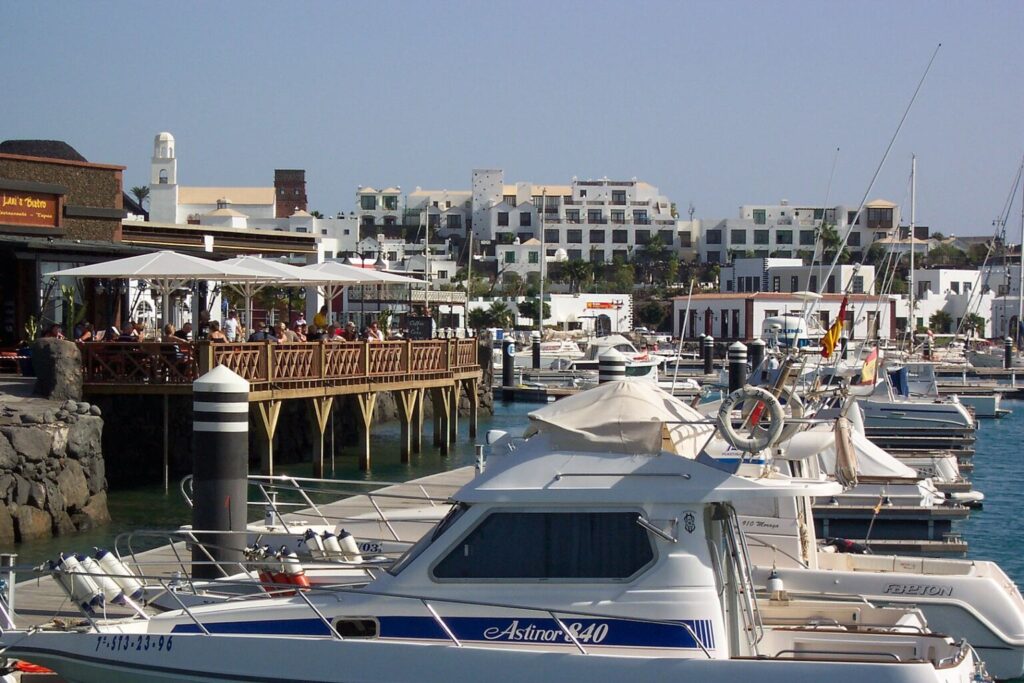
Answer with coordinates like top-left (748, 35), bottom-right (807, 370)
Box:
top-left (0, 385), bottom-right (985, 682)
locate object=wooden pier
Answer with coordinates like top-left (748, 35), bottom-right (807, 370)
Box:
top-left (78, 339), bottom-right (482, 473)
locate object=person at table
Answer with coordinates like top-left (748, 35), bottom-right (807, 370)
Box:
top-left (117, 322), bottom-right (139, 342)
top-left (224, 310), bottom-right (240, 342)
top-left (325, 325), bottom-right (345, 342)
top-left (364, 320), bottom-right (385, 342)
top-left (293, 321), bottom-right (307, 342)
top-left (74, 322), bottom-right (94, 342)
top-left (343, 321), bottom-right (359, 341)
top-left (275, 321), bottom-right (299, 342)
top-left (248, 320), bottom-right (278, 342)
top-left (162, 324), bottom-right (179, 342)
top-left (44, 324), bottom-right (65, 340)
top-left (173, 323), bottom-right (192, 343)
top-left (208, 320), bottom-right (228, 343)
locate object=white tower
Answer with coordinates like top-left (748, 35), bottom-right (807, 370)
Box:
top-left (149, 132), bottom-right (179, 223)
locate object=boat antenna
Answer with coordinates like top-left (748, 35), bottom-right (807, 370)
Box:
top-left (804, 43), bottom-right (942, 324)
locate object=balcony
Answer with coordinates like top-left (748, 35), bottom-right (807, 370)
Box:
top-left (585, 200), bottom-right (606, 206)
top-left (588, 218), bottom-right (608, 224)
top-left (633, 217), bottom-right (652, 225)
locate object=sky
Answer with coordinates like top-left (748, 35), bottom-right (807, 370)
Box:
top-left (4, 1), bottom-right (1023, 235)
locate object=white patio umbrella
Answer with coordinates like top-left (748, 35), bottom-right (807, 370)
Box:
top-left (298, 261), bottom-right (398, 327)
top-left (49, 250), bottom-right (266, 329)
top-left (220, 256), bottom-right (355, 333)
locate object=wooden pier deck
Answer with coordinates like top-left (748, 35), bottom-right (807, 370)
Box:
top-left (9, 467), bottom-right (476, 628)
top-left (78, 338), bottom-right (483, 473)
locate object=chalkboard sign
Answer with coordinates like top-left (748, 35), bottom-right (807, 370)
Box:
top-left (406, 316), bottom-right (434, 340)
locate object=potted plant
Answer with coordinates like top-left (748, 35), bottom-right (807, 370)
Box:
top-left (18, 315), bottom-right (38, 377)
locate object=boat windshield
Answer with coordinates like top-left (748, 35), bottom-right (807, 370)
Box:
top-left (387, 502), bottom-right (469, 576)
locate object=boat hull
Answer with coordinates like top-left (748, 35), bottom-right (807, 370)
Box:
top-left (0, 630), bottom-right (976, 683)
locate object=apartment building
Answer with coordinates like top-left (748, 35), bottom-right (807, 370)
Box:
top-left (698, 199), bottom-right (900, 265)
top-left (909, 268), bottom-right (995, 335)
top-left (471, 170), bottom-right (681, 265)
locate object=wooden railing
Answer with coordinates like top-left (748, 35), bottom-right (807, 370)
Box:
top-left (80, 339), bottom-right (480, 392)
top-left (81, 342), bottom-right (197, 385)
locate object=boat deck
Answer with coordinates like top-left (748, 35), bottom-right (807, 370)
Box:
top-left (9, 467), bottom-right (476, 628)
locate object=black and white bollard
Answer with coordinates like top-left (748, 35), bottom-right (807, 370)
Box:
top-left (501, 337), bottom-right (516, 388)
top-left (748, 338), bottom-right (766, 381)
top-left (531, 330), bottom-right (541, 370)
top-left (599, 348), bottom-right (626, 383)
top-left (703, 335), bottom-right (715, 375)
top-left (192, 365), bottom-right (250, 579)
top-left (728, 341), bottom-right (748, 393)
top-left (1005, 337), bottom-right (1014, 370)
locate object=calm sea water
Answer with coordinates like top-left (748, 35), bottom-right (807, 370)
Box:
top-left (956, 399), bottom-right (1024, 587)
top-left (9, 396), bottom-right (1022, 590)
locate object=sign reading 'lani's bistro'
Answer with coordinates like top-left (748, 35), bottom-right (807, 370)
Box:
top-left (0, 190), bottom-right (58, 228)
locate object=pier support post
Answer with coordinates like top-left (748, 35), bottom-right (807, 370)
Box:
top-left (703, 335), bottom-right (714, 375)
top-left (748, 338), bottom-right (766, 382)
top-left (431, 387), bottom-right (451, 456)
top-left (411, 388), bottom-right (424, 454)
top-left (310, 397), bottom-right (334, 478)
top-left (192, 366), bottom-right (249, 579)
top-left (255, 400), bottom-right (282, 476)
top-left (531, 330), bottom-right (541, 370)
top-left (395, 389), bottom-right (420, 464)
top-left (355, 392), bottom-right (378, 471)
top-left (1005, 337), bottom-right (1013, 370)
top-left (466, 378), bottom-right (478, 439)
top-left (728, 341), bottom-right (748, 393)
top-left (448, 381), bottom-right (461, 443)
top-left (599, 348), bottom-right (626, 383)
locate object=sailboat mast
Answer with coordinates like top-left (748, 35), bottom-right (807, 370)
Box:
top-left (538, 188), bottom-right (546, 333)
top-left (1017, 169), bottom-right (1024, 348)
top-left (909, 155), bottom-right (916, 346)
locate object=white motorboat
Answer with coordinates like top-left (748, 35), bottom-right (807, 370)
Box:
top-left (0, 384), bottom-right (985, 683)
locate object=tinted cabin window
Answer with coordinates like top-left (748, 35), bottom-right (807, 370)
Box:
top-left (433, 512), bottom-right (653, 580)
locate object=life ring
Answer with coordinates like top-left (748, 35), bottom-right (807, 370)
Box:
top-left (717, 386), bottom-right (786, 453)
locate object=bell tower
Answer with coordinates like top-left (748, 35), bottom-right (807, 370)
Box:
top-left (149, 132), bottom-right (179, 223)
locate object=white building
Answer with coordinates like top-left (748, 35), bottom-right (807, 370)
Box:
top-left (719, 257), bottom-right (875, 296)
top-left (548, 293), bottom-right (633, 335)
top-left (909, 268), bottom-right (995, 336)
top-left (494, 238), bottom-right (542, 280)
top-left (698, 199), bottom-right (900, 265)
top-left (671, 293), bottom-right (896, 342)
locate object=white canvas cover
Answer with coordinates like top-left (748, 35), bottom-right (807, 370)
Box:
top-left (220, 256), bottom-right (346, 284)
top-left (525, 381), bottom-right (713, 455)
top-left (818, 425), bottom-right (918, 479)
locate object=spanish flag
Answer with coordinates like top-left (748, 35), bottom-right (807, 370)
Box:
top-left (861, 347), bottom-right (879, 384)
top-left (820, 297), bottom-right (848, 358)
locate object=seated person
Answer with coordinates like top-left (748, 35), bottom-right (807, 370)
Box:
top-left (275, 321), bottom-right (299, 342)
top-left (161, 324), bottom-right (179, 342)
top-left (343, 321), bottom-right (359, 341)
top-left (173, 323), bottom-right (192, 343)
top-left (248, 321), bottom-right (278, 342)
top-left (74, 322), bottom-right (94, 342)
top-left (364, 320), bottom-right (385, 342)
top-left (208, 320), bottom-right (228, 343)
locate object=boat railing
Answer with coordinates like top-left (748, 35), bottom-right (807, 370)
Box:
top-left (720, 504), bottom-right (765, 652)
top-left (180, 474), bottom-right (455, 541)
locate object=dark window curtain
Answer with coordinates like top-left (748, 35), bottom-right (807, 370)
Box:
top-left (433, 512), bottom-right (653, 580)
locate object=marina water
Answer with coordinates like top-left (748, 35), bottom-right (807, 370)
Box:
top-left (7, 397), bottom-right (1024, 591)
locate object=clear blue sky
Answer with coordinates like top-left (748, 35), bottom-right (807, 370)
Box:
top-left (5, 1), bottom-right (1022, 235)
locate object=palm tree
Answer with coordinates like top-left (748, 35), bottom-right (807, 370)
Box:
top-left (561, 259), bottom-right (593, 293)
top-left (929, 310), bottom-right (953, 334)
top-left (817, 223), bottom-right (850, 264)
top-left (130, 185), bottom-right (150, 210)
top-left (467, 308), bottom-right (492, 331)
top-left (963, 313), bottom-right (987, 338)
top-left (488, 301), bottom-right (514, 330)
